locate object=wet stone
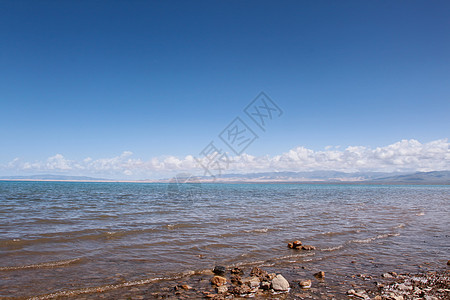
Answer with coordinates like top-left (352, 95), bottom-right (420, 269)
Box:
top-left (216, 285), bottom-right (228, 294)
top-left (211, 276), bottom-right (227, 286)
top-left (299, 279), bottom-right (312, 289)
top-left (271, 274), bottom-right (290, 291)
top-left (301, 245), bottom-right (316, 250)
top-left (314, 271), bottom-right (325, 279)
top-left (181, 284), bottom-right (192, 290)
top-left (250, 266), bottom-right (268, 279)
top-left (231, 284), bottom-right (251, 295)
top-left (213, 266), bottom-right (226, 276)
top-left (246, 276), bottom-right (260, 288)
top-left (230, 274), bottom-right (242, 285)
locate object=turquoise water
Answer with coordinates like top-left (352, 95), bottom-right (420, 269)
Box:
top-left (0, 181), bottom-right (449, 298)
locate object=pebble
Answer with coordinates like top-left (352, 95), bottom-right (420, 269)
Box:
top-left (293, 240), bottom-right (302, 247)
top-left (250, 266), bottom-right (268, 279)
top-left (216, 285), bottom-right (228, 294)
top-left (301, 245), bottom-right (316, 250)
top-left (230, 267), bottom-right (243, 274)
top-left (288, 240), bottom-right (303, 249)
top-left (313, 271), bottom-right (325, 279)
top-left (271, 274), bottom-right (290, 291)
top-left (247, 276), bottom-right (260, 288)
top-left (231, 284), bottom-right (251, 295)
top-left (230, 274), bottom-right (242, 285)
top-left (213, 266), bottom-right (226, 276)
top-left (447, 260), bottom-right (450, 265)
top-left (181, 284), bottom-right (192, 290)
top-left (260, 281), bottom-right (271, 290)
top-left (299, 279), bottom-right (312, 289)
top-left (396, 283), bottom-right (412, 290)
top-left (211, 276), bottom-right (227, 286)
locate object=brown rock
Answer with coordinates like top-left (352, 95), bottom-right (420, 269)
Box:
top-left (230, 274), bottom-right (242, 285)
top-left (299, 279), bottom-right (312, 289)
top-left (230, 284), bottom-right (251, 295)
top-left (288, 242), bottom-right (294, 249)
top-left (301, 245), bottom-right (316, 250)
top-left (245, 276), bottom-right (260, 288)
top-left (213, 266), bottom-right (226, 276)
top-left (230, 267), bottom-right (243, 275)
top-left (447, 260), bottom-right (450, 265)
top-left (293, 240), bottom-right (302, 247)
top-left (211, 276), bottom-right (227, 286)
top-left (181, 284), bottom-right (192, 290)
top-left (250, 266), bottom-right (268, 279)
top-left (314, 271), bottom-right (325, 279)
top-left (260, 281), bottom-right (271, 290)
top-left (216, 285), bottom-right (228, 294)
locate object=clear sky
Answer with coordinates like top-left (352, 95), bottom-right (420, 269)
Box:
top-left (1, 1), bottom-right (449, 179)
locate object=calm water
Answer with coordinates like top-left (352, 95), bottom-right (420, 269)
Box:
top-left (0, 181), bottom-right (449, 298)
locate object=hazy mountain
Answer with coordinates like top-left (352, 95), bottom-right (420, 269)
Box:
top-left (1, 171), bottom-right (449, 184)
top-left (0, 174), bottom-right (108, 181)
top-left (370, 171), bottom-right (450, 184)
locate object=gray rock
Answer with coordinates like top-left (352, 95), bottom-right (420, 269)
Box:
top-left (271, 274), bottom-right (290, 291)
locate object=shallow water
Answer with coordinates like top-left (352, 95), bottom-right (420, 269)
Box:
top-left (0, 181), bottom-right (449, 298)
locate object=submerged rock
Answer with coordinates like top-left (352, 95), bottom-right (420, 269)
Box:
top-left (314, 271), bottom-right (325, 279)
top-left (301, 245), bottom-right (316, 250)
top-left (271, 274), bottom-right (290, 291)
top-left (230, 267), bottom-right (243, 275)
top-left (299, 279), bottom-right (312, 289)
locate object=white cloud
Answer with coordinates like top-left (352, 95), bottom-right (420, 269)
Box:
top-left (2, 139), bottom-right (449, 179)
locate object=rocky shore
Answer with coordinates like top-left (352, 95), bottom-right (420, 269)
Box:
top-left (31, 241), bottom-right (449, 299)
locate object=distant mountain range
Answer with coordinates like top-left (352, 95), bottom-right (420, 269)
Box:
top-left (1, 171), bottom-right (449, 184)
top-left (0, 174), bottom-right (108, 181)
top-left (187, 170), bottom-right (450, 184)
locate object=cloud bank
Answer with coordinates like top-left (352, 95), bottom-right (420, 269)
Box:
top-left (2, 139), bottom-right (449, 179)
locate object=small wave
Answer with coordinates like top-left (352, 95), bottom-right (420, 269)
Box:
top-left (0, 258), bottom-right (81, 271)
top-left (0, 228), bottom-right (160, 249)
top-left (321, 245), bottom-right (345, 252)
top-left (316, 229), bottom-right (362, 237)
top-left (243, 228), bottom-right (269, 233)
top-left (31, 218), bottom-right (76, 225)
top-left (392, 223), bottom-right (406, 229)
top-left (416, 212), bottom-right (425, 216)
top-left (351, 233), bottom-right (400, 244)
top-left (28, 276), bottom-right (170, 300)
top-left (272, 252), bottom-right (316, 261)
top-left (165, 223), bottom-right (204, 230)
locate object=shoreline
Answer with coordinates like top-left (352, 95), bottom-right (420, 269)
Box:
top-left (16, 242), bottom-right (449, 300)
top-left (24, 262), bottom-right (449, 299)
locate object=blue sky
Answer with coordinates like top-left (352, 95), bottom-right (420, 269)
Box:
top-left (1, 1), bottom-right (449, 179)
